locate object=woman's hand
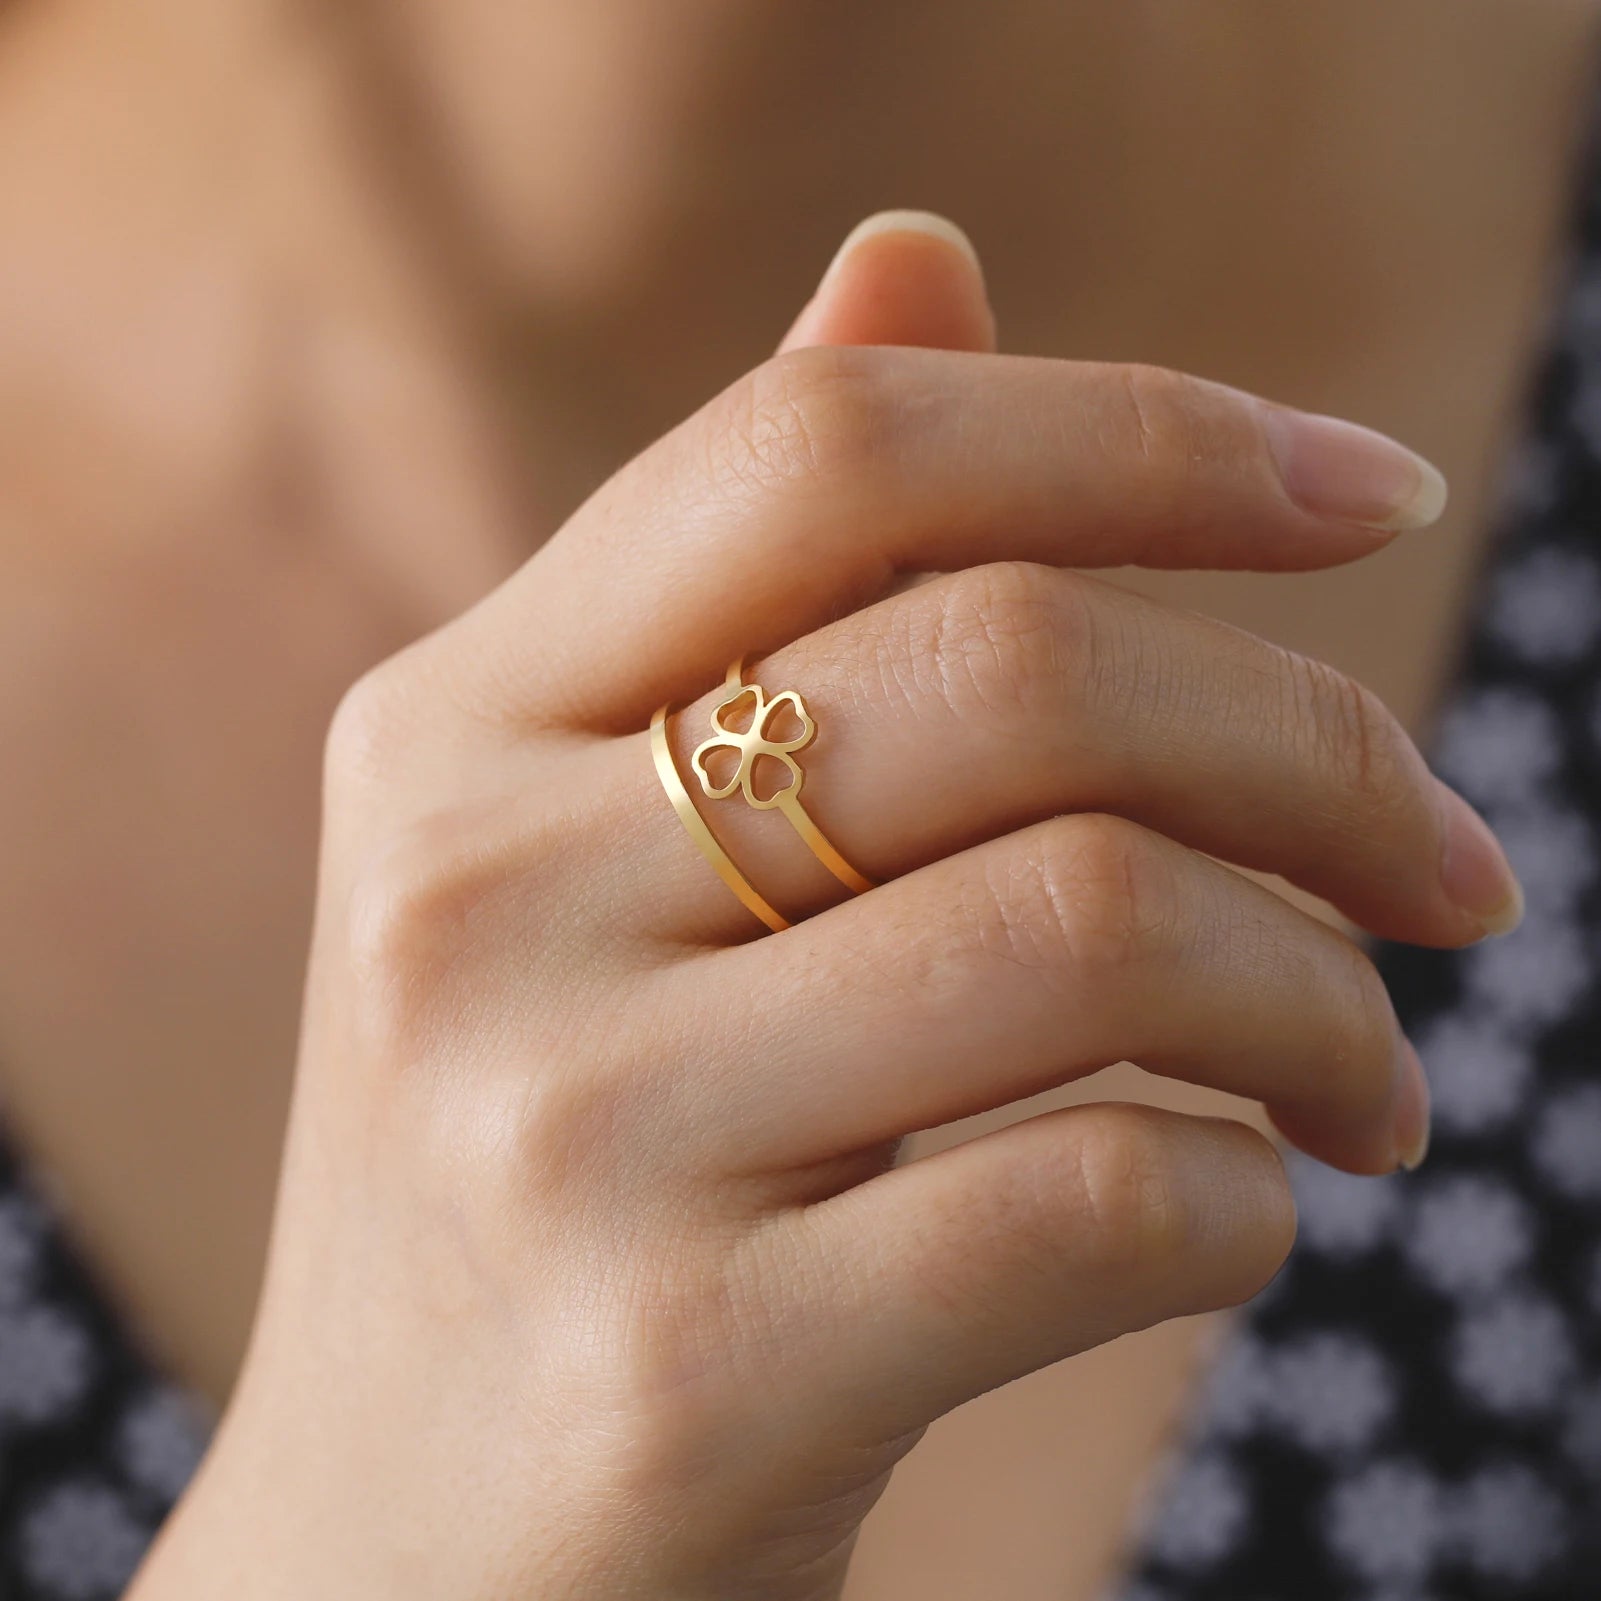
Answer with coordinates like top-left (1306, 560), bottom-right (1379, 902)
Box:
top-left (134, 215), bottom-right (1518, 1601)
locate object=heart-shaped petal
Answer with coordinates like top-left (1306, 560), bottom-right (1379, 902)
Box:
top-left (690, 737), bottom-right (746, 801)
top-left (712, 685), bottom-right (762, 737)
top-left (756, 689), bottom-right (816, 754)
top-left (744, 750), bottom-right (804, 810)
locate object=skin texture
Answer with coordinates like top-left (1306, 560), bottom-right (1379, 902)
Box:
top-left (127, 224), bottom-right (1517, 1598)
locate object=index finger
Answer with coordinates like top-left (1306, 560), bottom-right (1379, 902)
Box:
top-left (467, 345), bottom-right (1445, 729)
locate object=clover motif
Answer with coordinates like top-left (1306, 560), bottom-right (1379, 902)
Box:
top-left (690, 683), bottom-right (817, 810)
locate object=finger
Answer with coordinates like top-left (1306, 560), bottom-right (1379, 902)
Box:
top-left (649, 563), bottom-right (1519, 949)
top-left (776, 210), bottom-right (997, 354)
top-left (688, 813), bottom-right (1426, 1177)
top-left (790, 1103), bottom-right (1293, 1438)
top-left (464, 344), bottom-right (1445, 729)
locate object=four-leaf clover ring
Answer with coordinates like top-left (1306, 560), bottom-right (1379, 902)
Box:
top-left (649, 657), bottom-right (877, 933)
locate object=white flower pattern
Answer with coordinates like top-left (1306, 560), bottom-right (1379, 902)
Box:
top-left (1450, 1295), bottom-right (1577, 1419)
top-left (1262, 1333), bottom-right (1396, 1456)
top-left (116, 1387), bottom-right (209, 1503)
top-left (1528, 1083), bottom-right (1601, 1200)
top-left (1399, 1174), bottom-right (1535, 1300)
top-left (1321, 1461), bottom-right (1446, 1587)
top-left (1450, 1462), bottom-right (1569, 1584)
top-left (1292, 1162), bottom-right (1402, 1258)
top-left (1138, 1453), bottom-right (1249, 1570)
top-left (0, 1144), bottom-right (210, 1596)
top-left (1411, 1011), bottom-right (1535, 1135)
top-left (20, 1483), bottom-right (149, 1599)
top-left (1487, 546), bottom-right (1601, 666)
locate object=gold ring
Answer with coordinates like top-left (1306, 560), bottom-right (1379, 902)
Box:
top-left (693, 657), bottom-right (876, 896)
top-left (650, 658), bottom-right (877, 933)
top-left (651, 705), bottom-right (790, 933)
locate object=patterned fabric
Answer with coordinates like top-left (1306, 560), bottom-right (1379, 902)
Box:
top-left (0, 1138), bottom-right (208, 1598)
top-left (1119, 109), bottom-right (1601, 1601)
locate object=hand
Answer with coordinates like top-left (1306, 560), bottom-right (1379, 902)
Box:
top-left (133, 213), bottom-right (1519, 1601)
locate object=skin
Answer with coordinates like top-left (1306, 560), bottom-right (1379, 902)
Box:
top-left (127, 226), bottom-right (1519, 1597)
top-left (0, 0), bottom-right (535, 1398)
top-left (0, 3), bottom-right (1592, 1595)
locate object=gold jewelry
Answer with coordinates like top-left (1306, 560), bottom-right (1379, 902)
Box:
top-left (651, 704), bottom-right (790, 933)
top-left (690, 658), bottom-right (876, 896)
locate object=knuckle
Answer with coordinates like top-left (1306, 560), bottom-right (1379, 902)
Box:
top-left (341, 803), bottom-right (569, 1064)
top-left (1285, 652), bottom-right (1415, 827)
top-left (912, 561), bottom-right (1083, 723)
top-left (1067, 1106), bottom-right (1188, 1275)
top-left (324, 661), bottom-right (412, 799)
top-left (1106, 361), bottom-right (1211, 467)
top-left (992, 813), bottom-right (1171, 980)
top-left (711, 344), bottom-right (898, 502)
top-left (517, 1044), bottom-right (674, 1209)
top-left (342, 819), bottom-right (495, 1042)
top-left (323, 638), bottom-right (467, 808)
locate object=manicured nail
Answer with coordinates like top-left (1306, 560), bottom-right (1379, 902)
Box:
top-left (1437, 783), bottom-right (1525, 938)
top-left (819, 209), bottom-right (984, 291)
top-left (1394, 1038), bottom-right (1431, 1172)
top-left (1258, 403), bottom-right (1448, 532)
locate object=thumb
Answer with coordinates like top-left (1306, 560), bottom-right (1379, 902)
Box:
top-left (777, 209), bottom-right (996, 355)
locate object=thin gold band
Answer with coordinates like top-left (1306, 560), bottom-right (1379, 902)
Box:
top-left (650, 704), bottom-right (790, 933)
top-left (722, 658), bottom-right (876, 895)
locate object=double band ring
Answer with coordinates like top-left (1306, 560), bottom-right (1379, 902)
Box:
top-left (651, 658), bottom-right (876, 932)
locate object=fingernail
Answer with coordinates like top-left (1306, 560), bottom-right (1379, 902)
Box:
top-left (1437, 783), bottom-right (1525, 938)
top-left (819, 209), bottom-right (984, 291)
top-left (1394, 1038), bottom-right (1431, 1172)
top-left (1258, 403), bottom-right (1448, 532)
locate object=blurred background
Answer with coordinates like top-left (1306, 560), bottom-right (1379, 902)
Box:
top-left (2, 3), bottom-right (1598, 1597)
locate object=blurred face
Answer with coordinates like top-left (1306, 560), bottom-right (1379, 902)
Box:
top-left (360, 1), bottom-right (770, 300)
top-left (356, 1), bottom-right (1142, 304)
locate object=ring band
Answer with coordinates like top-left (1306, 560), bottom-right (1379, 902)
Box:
top-left (707, 658), bottom-right (876, 896)
top-left (651, 705), bottom-right (790, 933)
top-left (651, 658), bottom-right (876, 933)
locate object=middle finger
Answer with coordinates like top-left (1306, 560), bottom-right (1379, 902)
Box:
top-left (638, 560), bottom-right (1519, 948)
